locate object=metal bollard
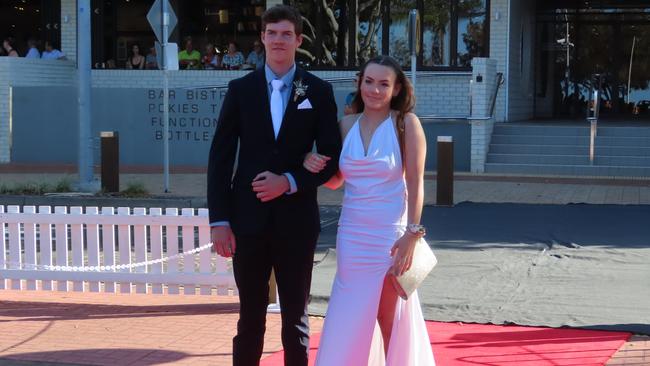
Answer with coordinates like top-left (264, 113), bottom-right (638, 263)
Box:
top-left (100, 131), bottom-right (120, 192)
top-left (436, 136), bottom-right (454, 207)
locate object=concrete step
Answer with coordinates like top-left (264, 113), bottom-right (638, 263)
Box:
top-left (489, 144), bottom-right (589, 155)
top-left (487, 153), bottom-right (650, 167)
top-left (493, 125), bottom-right (589, 136)
top-left (491, 134), bottom-right (650, 146)
top-left (487, 154), bottom-right (590, 165)
top-left (597, 126), bottom-right (650, 137)
top-left (493, 124), bottom-right (650, 137)
top-left (490, 144), bottom-right (650, 157)
top-left (596, 146), bottom-right (650, 157)
top-left (484, 163), bottom-right (650, 177)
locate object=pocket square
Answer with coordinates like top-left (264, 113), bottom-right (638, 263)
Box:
top-left (297, 99), bottom-right (313, 110)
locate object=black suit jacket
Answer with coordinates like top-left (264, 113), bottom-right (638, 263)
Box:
top-left (207, 67), bottom-right (342, 236)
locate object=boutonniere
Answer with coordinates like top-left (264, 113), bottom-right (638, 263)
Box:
top-left (293, 79), bottom-right (308, 102)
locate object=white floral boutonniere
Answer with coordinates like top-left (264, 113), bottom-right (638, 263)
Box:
top-left (293, 79), bottom-right (308, 102)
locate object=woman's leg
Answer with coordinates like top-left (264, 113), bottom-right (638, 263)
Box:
top-left (377, 274), bottom-right (399, 355)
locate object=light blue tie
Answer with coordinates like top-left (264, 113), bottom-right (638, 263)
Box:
top-left (271, 79), bottom-right (284, 139)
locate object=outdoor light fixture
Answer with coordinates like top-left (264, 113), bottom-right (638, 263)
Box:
top-left (219, 9), bottom-right (229, 24)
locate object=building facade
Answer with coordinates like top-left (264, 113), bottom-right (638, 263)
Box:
top-left (1, 0), bottom-right (649, 174)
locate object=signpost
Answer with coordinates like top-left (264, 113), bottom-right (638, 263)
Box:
top-left (78, 0), bottom-right (94, 191)
top-left (147, 0), bottom-right (178, 193)
top-left (408, 9), bottom-right (420, 87)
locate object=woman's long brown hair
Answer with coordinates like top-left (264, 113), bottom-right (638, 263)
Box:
top-left (351, 56), bottom-right (416, 164)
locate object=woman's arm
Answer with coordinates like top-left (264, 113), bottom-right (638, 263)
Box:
top-left (404, 112), bottom-right (427, 226)
top-left (138, 56), bottom-right (145, 69)
top-left (390, 112), bottom-right (427, 276)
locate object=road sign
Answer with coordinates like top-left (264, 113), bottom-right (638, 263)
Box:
top-left (155, 42), bottom-right (179, 71)
top-left (147, 0), bottom-right (177, 43)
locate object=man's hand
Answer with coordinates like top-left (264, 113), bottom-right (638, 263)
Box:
top-left (211, 226), bottom-right (236, 258)
top-left (251, 171), bottom-right (290, 202)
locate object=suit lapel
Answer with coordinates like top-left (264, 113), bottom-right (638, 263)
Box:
top-left (276, 67), bottom-right (303, 143)
top-left (255, 68), bottom-right (277, 143)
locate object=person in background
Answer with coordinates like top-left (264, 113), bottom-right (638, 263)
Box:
top-left (178, 36), bottom-right (201, 70)
top-left (3, 37), bottom-right (19, 57)
top-left (145, 45), bottom-right (158, 69)
top-left (245, 40), bottom-right (265, 69)
top-left (202, 43), bottom-right (220, 70)
top-left (41, 40), bottom-right (66, 60)
top-left (221, 41), bottom-right (245, 70)
top-left (25, 38), bottom-right (40, 59)
top-left (126, 43), bottom-right (145, 69)
top-left (343, 72), bottom-right (360, 115)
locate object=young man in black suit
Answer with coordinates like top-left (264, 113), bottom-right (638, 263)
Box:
top-left (207, 5), bottom-right (342, 366)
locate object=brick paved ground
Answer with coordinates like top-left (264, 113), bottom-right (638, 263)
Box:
top-left (606, 335), bottom-right (650, 366)
top-left (0, 289), bottom-right (323, 366)
top-left (0, 288), bottom-right (647, 366)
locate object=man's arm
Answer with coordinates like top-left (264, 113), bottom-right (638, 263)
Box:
top-left (288, 83), bottom-right (342, 190)
top-left (207, 80), bottom-right (239, 223)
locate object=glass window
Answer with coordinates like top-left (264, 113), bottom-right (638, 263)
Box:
top-left (289, 0), bottom-right (346, 68)
top-left (456, 0), bottom-right (488, 66)
top-left (389, 0), bottom-right (416, 68)
top-left (423, 0), bottom-right (452, 66)
top-left (0, 0), bottom-right (61, 57)
top-left (357, 0), bottom-right (383, 66)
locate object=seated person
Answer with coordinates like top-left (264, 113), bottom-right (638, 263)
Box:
top-left (3, 37), bottom-right (19, 57)
top-left (178, 37), bottom-right (201, 70)
top-left (41, 40), bottom-right (67, 60)
top-left (146, 46), bottom-right (159, 69)
top-left (221, 41), bottom-right (244, 70)
top-left (245, 40), bottom-right (265, 69)
top-left (25, 38), bottom-right (41, 59)
top-left (126, 43), bottom-right (145, 69)
top-left (202, 43), bottom-right (220, 70)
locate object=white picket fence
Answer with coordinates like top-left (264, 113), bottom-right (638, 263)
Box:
top-left (0, 205), bottom-right (236, 296)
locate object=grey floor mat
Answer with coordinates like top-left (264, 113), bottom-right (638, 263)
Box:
top-left (310, 203), bottom-right (650, 335)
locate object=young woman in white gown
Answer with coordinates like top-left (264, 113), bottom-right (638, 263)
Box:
top-left (303, 56), bottom-right (435, 366)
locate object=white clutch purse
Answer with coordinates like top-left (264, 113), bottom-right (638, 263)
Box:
top-left (390, 237), bottom-right (437, 300)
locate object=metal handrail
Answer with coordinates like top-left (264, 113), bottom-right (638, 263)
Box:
top-left (587, 74), bottom-right (603, 164)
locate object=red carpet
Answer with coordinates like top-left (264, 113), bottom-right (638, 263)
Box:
top-left (261, 321), bottom-right (630, 366)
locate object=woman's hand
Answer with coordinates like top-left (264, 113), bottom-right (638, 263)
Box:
top-left (303, 152), bottom-right (331, 173)
top-left (389, 233), bottom-right (418, 276)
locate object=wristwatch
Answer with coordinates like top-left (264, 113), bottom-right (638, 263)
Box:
top-left (406, 223), bottom-right (426, 237)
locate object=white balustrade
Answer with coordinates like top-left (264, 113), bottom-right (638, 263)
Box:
top-left (0, 205), bottom-right (235, 296)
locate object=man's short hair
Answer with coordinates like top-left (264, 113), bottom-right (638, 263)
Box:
top-left (261, 5), bottom-right (303, 36)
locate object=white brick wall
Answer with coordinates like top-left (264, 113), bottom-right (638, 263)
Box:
top-left (0, 65), bottom-right (470, 163)
top-left (489, 0), bottom-right (509, 122)
top-left (61, 0), bottom-right (77, 64)
top-left (0, 58), bottom-right (76, 162)
top-left (470, 58), bottom-right (498, 172)
top-left (90, 70), bottom-right (471, 117)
